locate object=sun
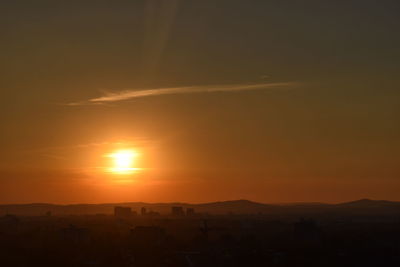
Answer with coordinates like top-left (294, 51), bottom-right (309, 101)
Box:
top-left (106, 149), bottom-right (139, 174)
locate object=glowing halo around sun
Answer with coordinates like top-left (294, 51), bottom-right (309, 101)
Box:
top-left (106, 149), bottom-right (140, 175)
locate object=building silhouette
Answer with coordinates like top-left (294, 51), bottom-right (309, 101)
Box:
top-left (141, 207), bottom-right (147, 216)
top-left (114, 206), bottom-right (132, 219)
top-left (171, 206), bottom-right (185, 216)
top-left (186, 208), bottom-right (195, 216)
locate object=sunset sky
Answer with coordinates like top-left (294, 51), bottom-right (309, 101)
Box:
top-left (1, 0), bottom-right (399, 204)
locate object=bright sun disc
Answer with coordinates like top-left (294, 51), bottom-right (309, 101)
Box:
top-left (107, 149), bottom-right (139, 174)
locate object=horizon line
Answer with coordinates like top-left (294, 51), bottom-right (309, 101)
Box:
top-left (0, 198), bottom-right (396, 206)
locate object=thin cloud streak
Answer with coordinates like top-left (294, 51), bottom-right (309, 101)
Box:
top-left (68, 82), bottom-right (298, 106)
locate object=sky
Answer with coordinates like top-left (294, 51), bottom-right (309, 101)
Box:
top-left (0, 0), bottom-right (399, 204)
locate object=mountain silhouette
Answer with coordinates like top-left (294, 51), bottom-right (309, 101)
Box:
top-left (1, 199), bottom-right (399, 216)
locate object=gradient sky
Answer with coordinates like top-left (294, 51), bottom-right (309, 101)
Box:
top-left (1, 0), bottom-right (399, 204)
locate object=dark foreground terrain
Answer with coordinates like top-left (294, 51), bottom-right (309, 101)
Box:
top-left (1, 200), bottom-right (400, 266)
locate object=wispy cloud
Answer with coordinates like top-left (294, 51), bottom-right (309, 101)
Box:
top-left (68, 82), bottom-right (298, 106)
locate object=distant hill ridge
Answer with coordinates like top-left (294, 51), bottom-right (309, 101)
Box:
top-left (0, 199), bottom-right (399, 216)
